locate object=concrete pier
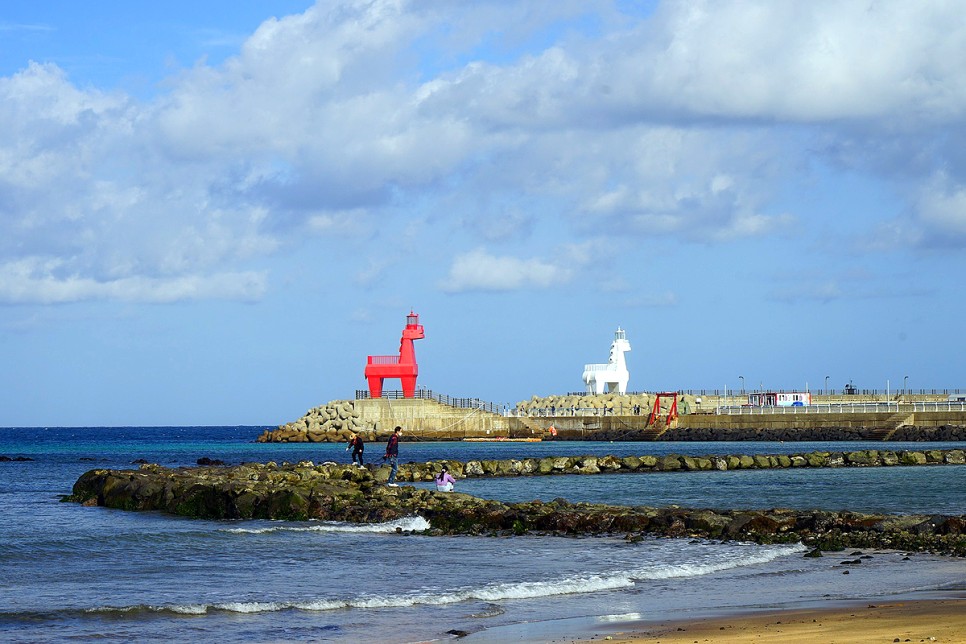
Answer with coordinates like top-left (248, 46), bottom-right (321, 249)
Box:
top-left (259, 396), bottom-right (966, 443)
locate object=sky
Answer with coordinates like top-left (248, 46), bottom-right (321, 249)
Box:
top-left (2, 0), bottom-right (964, 426)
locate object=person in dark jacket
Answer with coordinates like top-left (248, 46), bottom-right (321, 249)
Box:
top-left (383, 426), bottom-right (402, 486)
top-left (346, 433), bottom-right (364, 466)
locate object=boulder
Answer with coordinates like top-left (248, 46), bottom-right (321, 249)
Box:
top-left (945, 450), bottom-right (966, 465)
top-left (900, 451), bottom-right (927, 465)
top-left (656, 455), bottom-right (683, 471)
top-left (464, 461), bottom-right (485, 476)
top-left (753, 455), bottom-right (771, 468)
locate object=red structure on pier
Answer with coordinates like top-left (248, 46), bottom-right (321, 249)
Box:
top-left (647, 392), bottom-right (679, 426)
top-left (364, 311), bottom-right (425, 398)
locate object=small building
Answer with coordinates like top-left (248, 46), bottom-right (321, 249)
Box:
top-left (747, 391), bottom-right (811, 407)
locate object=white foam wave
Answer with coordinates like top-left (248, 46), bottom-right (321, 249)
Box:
top-left (84, 572), bottom-right (638, 618)
top-left (166, 604), bottom-right (208, 615)
top-left (86, 603), bottom-right (209, 616)
top-left (630, 543), bottom-right (806, 581)
top-left (84, 543), bottom-right (806, 618)
top-left (221, 516), bottom-right (430, 535)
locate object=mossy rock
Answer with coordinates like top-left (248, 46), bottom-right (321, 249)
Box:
top-left (900, 451), bottom-right (927, 465)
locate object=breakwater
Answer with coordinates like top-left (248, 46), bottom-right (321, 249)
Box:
top-left (381, 447), bottom-right (966, 479)
top-left (67, 448), bottom-right (966, 555)
top-left (258, 398), bottom-right (966, 443)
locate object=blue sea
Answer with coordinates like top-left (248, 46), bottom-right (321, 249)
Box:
top-left (2, 427), bottom-right (965, 643)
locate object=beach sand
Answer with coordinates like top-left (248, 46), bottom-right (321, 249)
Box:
top-left (571, 599), bottom-right (966, 643)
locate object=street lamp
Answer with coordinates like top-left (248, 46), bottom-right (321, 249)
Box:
top-left (903, 375), bottom-right (909, 393)
top-left (739, 375), bottom-right (745, 393)
top-left (825, 375), bottom-right (830, 395)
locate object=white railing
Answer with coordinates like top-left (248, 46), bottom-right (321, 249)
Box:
top-left (583, 363), bottom-right (619, 372)
top-left (715, 401), bottom-right (966, 415)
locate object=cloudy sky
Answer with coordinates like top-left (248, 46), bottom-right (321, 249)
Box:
top-left (2, 0), bottom-right (964, 426)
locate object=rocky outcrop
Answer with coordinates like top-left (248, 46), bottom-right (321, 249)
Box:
top-left (887, 426), bottom-right (966, 441)
top-left (385, 449), bottom-right (966, 481)
top-left (258, 400), bottom-right (381, 443)
top-left (66, 460), bottom-right (966, 555)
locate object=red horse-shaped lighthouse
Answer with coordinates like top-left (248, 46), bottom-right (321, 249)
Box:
top-left (364, 311), bottom-right (425, 398)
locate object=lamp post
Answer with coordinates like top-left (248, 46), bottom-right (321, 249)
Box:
top-left (904, 375), bottom-right (909, 393)
top-left (739, 375), bottom-right (745, 394)
top-left (825, 375), bottom-right (830, 395)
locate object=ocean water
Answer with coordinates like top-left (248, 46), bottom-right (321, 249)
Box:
top-left (1, 427), bottom-right (965, 643)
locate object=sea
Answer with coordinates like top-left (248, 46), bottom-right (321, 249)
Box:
top-left (1, 426), bottom-right (965, 643)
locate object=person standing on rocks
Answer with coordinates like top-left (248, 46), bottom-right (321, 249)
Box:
top-left (383, 426), bottom-right (401, 487)
top-left (346, 433), bottom-right (364, 467)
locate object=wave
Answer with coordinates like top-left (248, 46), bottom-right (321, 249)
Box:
top-left (631, 542), bottom-right (806, 581)
top-left (220, 515), bottom-right (430, 535)
top-left (50, 542), bottom-right (804, 618)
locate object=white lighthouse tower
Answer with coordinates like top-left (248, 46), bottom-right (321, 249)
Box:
top-left (582, 327), bottom-right (631, 394)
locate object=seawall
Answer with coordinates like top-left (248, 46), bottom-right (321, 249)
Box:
top-left (258, 398), bottom-right (966, 443)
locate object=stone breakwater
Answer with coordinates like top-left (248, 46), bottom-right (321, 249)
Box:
top-left (67, 450), bottom-right (966, 555)
top-left (371, 448), bottom-right (966, 480)
top-left (259, 399), bottom-right (379, 444)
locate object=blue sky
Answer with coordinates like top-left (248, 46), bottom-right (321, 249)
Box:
top-left (2, 0), bottom-right (964, 426)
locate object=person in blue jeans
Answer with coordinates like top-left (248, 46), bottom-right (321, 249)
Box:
top-left (383, 425), bottom-right (401, 486)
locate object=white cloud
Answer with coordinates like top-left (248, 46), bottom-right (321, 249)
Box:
top-left (0, 258), bottom-right (266, 304)
top-left (915, 174), bottom-right (966, 243)
top-left (440, 248), bottom-right (574, 293)
top-left (598, 1), bottom-right (966, 124)
top-left (5, 0), bottom-right (966, 308)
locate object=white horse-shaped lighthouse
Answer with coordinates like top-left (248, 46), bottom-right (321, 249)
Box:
top-left (582, 327), bottom-right (631, 395)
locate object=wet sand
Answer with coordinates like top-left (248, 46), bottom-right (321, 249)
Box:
top-left (574, 598), bottom-right (966, 643)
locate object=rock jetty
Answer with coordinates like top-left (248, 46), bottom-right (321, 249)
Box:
top-left (67, 450), bottom-right (966, 555)
top-left (369, 448), bottom-right (966, 479)
top-left (257, 399), bottom-right (379, 444)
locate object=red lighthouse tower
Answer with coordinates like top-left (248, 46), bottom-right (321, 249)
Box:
top-left (364, 311), bottom-right (425, 398)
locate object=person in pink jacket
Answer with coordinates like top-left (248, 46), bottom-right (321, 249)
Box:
top-left (435, 465), bottom-right (456, 492)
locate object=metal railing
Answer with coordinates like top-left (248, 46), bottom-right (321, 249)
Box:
top-left (684, 388), bottom-right (965, 397)
top-left (355, 389), bottom-right (502, 415)
top-left (366, 355), bottom-right (400, 364)
top-left (565, 388), bottom-right (965, 397)
top-left (582, 364), bottom-right (622, 372)
top-left (716, 401), bottom-right (966, 415)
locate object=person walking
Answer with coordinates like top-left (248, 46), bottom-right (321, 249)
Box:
top-left (434, 465), bottom-right (456, 492)
top-left (346, 432), bottom-right (364, 467)
top-left (383, 426), bottom-right (402, 486)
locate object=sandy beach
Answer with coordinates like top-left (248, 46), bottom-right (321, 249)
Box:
top-left (572, 598), bottom-right (966, 643)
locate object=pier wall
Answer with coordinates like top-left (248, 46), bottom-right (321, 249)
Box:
top-left (262, 399), bottom-right (966, 443)
top-left (354, 398), bottom-right (509, 439)
top-left (357, 401), bottom-right (966, 441)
